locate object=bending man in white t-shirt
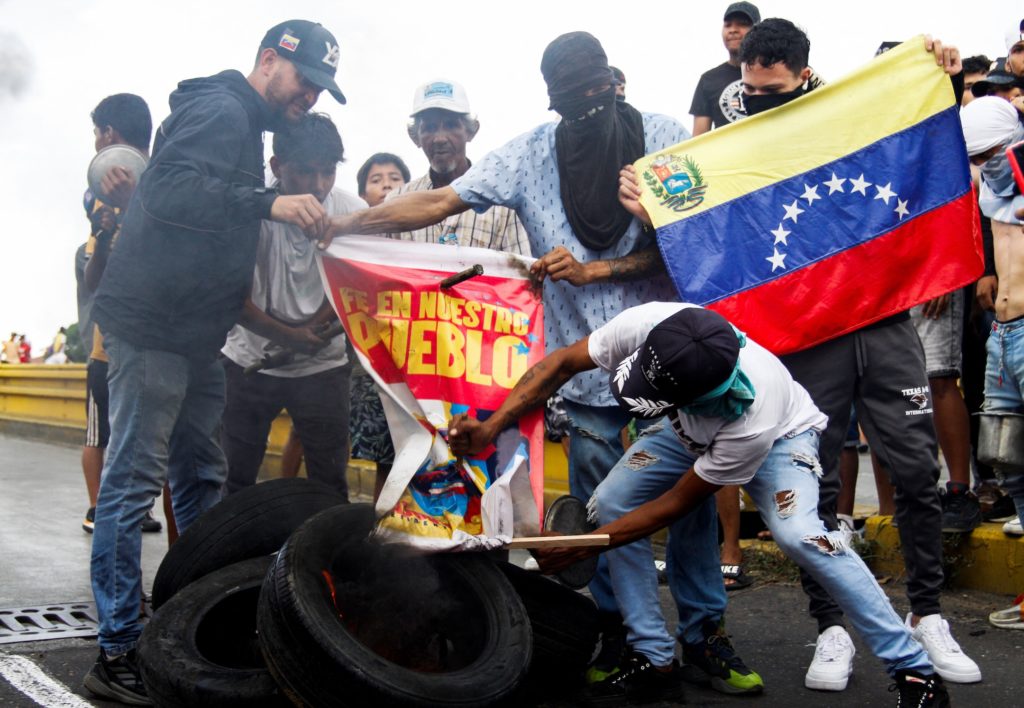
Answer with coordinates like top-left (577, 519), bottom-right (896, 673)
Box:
top-left (449, 303), bottom-right (948, 708)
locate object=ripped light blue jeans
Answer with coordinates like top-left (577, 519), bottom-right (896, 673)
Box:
top-left (594, 425), bottom-right (932, 675)
top-left (983, 318), bottom-right (1024, 522)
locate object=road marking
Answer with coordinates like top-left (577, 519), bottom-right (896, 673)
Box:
top-left (0, 653), bottom-right (92, 707)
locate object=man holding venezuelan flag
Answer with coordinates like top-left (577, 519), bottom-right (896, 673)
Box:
top-left (740, 21), bottom-right (981, 693)
top-left (620, 17), bottom-right (982, 700)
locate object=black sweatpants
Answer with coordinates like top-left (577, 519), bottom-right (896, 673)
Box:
top-left (781, 319), bottom-right (943, 630)
top-left (221, 359), bottom-right (351, 499)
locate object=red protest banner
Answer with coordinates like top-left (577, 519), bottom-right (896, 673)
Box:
top-left (320, 236), bottom-right (545, 550)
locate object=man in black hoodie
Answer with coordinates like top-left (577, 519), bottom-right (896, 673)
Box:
top-left (84, 20), bottom-right (346, 705)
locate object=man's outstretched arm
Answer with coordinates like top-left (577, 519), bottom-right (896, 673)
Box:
top-left (448, 336), bottom-right (596, 455)
top-left (318, 186), bottom-right (471, 249)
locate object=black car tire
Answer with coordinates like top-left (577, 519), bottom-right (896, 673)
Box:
top-left (257, 504), bottom-right (532, 707)
top-left (497, 561), bottom-right (599, 692)
top-left (152, 478), bottom-right (346, 608)
top-left (138, 556), bottom-right (286, 707)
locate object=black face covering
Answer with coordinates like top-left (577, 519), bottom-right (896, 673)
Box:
top-left (542, 32), bottom-right (646, 251)
top-left (553, 88), bottom-right (614, 123)
top-left (742, 85), bottom-right (806, 116)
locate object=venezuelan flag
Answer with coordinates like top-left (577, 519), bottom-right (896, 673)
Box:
top-left (637, 37), bottom-right (983, 355)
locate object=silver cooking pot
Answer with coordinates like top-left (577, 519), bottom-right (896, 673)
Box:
top-left (976, 412), bottom-right (1024, 473)
top-left (86, 144), bottom-right (148, 203)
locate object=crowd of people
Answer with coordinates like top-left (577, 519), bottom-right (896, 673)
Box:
top-left (1, 332), bottom-right (31, 363)
top-left (67, 5), bottom-right (1024, 707)
top-left (0, 327), bottom-right (73, 363)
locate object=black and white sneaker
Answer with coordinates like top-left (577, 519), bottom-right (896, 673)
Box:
top-left (82, 507), bottom-right (95, 534)
top-left (583, 651), bottom-right (684, 707)
top-left (83, 648), bottom-right (151, 705)
top-left (890, 670), bottom-right (950, 708)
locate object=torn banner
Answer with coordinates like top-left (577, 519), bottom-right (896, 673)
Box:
top-left (638, 36), bottom-right (982, 356)
top-left (319, 236), bottom-right (545, 550)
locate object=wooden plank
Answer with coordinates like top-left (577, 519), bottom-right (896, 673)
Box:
top-left (506, 534), bottom-right (610, 549)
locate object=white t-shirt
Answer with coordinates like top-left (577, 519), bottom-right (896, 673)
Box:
top-left (587, 302), bottom-right (827, 486)
top-left (222, 187), bottom-right (367, 378)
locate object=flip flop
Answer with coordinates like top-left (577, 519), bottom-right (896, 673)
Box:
top-left (989, 595), bottom-right (1024, 629)
top-left (721, 563), bottom-right (754, 591)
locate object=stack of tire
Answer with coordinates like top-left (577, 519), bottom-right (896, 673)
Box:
top-left (137, 479), bottom-right (599, 707)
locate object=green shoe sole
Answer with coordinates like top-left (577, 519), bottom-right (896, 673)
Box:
top-left (585, 666), bottom-right (621, 685)
top-left (711, 669), bottom-right (765, 695)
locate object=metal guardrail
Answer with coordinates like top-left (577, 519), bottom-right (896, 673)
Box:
top-left (0, 364), bottom-right (570, 501)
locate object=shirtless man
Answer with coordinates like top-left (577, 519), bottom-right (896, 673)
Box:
top-left (961, 95), bottom-right (1024, 529)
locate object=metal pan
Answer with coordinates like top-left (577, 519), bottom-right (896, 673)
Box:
top-left (543, 495), bottom-right (599, 589)
top-left (86, 144), bottom-right (148, 203)
top-left (977, 412), bottom-right (1024, 473)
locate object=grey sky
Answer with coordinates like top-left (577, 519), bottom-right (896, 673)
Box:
top-left (0, 0), bottom-right (1015, 352)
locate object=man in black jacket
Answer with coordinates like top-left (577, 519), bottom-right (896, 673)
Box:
top-left (84, 20), bottom-right (345, 705)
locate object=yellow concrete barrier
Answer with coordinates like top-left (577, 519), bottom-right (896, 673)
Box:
top-left (0, 363), bottom-right (570, 502)
top-left (864, 515), bottom-right (1024, 596)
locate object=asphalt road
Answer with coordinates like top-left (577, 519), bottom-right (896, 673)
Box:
top-left (1, 434), bottom-right (1020, 707)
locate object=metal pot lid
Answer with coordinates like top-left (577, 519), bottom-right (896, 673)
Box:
top-left (86, 145), bottom-right (148, 203)
top-left (543, 494), bottom-right (598, 590)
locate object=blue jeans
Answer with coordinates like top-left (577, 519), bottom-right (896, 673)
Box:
top-left (91, 334), bottom-right (227, 654)
top-left (983, 318), bottom-right (1024, 520)
top-left (595, 426), bottom-right (932, 674)
top-left (562, 400), bottom-right (660, 614)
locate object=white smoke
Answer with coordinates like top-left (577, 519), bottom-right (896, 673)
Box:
top-left (0, 30), bottom-right (33, 99)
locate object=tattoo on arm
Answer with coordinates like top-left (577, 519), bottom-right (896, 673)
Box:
top-left (486, 339), bottom-right (593, 432)
top-left (505, 364), bottom-right (566, 420)
top-left (606, 245), bottom-right (666, 282)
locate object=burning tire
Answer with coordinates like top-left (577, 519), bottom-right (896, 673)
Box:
top-left (257, 504), bottom-right (533, 707)
top-left (153, 478), bottom-right (346, 608)
top-left (497, 561), bottom-right (599, 693)
top-left (138, 556), bottom-right (286, 707)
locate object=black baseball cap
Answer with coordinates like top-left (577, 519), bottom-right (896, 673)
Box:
top-left (874, 41), bottom-right (902, 57)
top-left (260, 20), bottom-right (346, 104)
top-left (724, 2), bottom-right (760, 24)
top-left (610, 308), bottom-right (740, 419)
top-left (971, 66), bottom-right (1024, 97)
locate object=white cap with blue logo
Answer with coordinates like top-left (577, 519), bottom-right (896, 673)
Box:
top-left (410, 79), bottom-right (471, 116)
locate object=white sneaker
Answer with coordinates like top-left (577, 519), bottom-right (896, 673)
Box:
top-left (1003, 517), bottom-right (1023, 536)
top-left (907, 613), bottom-right (982, 683)
top-left (804, 625), bottom-right (855, 691)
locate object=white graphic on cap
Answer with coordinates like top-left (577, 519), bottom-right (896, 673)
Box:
top-left (322, 42), bottom-right (340, 69)
top-left (614, 351), bottom-right (638, 392)
top-left (622, 397), bottom-right (673, 416)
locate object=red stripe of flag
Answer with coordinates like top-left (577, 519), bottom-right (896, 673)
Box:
top-left (707, 190), bottom-right (983, 356)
